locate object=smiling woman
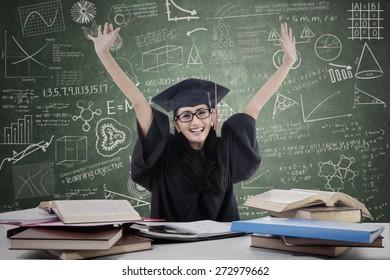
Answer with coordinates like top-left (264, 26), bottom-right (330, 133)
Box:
top-left (88, 22), bottom-right (296, 222)
top-left (151, 78), bottom-right (229, 150)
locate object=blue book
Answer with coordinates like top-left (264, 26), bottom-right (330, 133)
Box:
top-left (231, 217), bottom-right (385, 243)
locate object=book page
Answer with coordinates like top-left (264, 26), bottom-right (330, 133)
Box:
top-left (54, 200), bottom-right (135, 215)
top-left (291, 188), bottom-right (372, 218)
top-left (291, 188), bottom-right (333, 196)
top-left (167, 220), bottom-right (232, 235)
top-left (0, 207), bottom-right (58, 225)
top-left (52, 200), bottom-right (141, 223)
top-left (134, 220), bottom-right (234, 238)
top-left (256, 189), bottom-right (320, 204)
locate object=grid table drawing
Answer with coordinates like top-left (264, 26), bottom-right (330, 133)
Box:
top-left (348, 2), bottom-right (384, 40)
top-left (19, 0), bottom-right (65, 37)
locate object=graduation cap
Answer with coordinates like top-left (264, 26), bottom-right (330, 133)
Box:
top-left (152, 78), bottom-right (230, 113)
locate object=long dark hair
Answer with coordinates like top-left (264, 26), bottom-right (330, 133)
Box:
top-left (174, 127), bottom-right (226, 195)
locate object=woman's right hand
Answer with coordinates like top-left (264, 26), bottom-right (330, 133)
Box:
top-left (88, 22), bottom-right (121, 56)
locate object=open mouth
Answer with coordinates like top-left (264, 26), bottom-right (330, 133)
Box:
top-left (189, 127), bottom-right (204, 134)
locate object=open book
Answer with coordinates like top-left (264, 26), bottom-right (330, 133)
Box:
top-left (38, 199), bottom-right (141, 224)
top-left (0, 207), bottom-right (59, 226)
top-left (127, 220), bottom-right (244, 241)
top-left (243, 188), bottom-right (372, 219)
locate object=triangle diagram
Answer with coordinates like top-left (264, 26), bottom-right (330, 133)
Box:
top-left (187, 40), bottom-right (202, 65)
top-left (268, 28), bottom-right (280, 41)
top-left (354, 85), bottom-right (385, 105)
top-left (301, 25), bottom-right (315, 39)
top-left (273, 93), bottom-right (297, 116)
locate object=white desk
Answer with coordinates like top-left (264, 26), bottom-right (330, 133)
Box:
top-left (0, 223), bottom-right (389, 260)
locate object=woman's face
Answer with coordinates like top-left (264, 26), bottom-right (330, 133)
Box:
top-left (173, 104), bottom-right (214, 150)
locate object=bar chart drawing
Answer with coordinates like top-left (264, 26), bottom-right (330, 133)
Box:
top-left (2, 115), bottom-right (33, 144)
top-left (328, 63), bottom-right (354, 83)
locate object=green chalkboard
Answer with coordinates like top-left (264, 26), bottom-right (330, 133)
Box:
top-left (0, 0), bottom-right (389, 221)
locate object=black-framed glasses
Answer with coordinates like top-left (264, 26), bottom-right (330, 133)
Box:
top-left (174, 108), bottom-right (213, 123)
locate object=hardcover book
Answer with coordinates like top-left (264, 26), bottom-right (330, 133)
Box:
top-left (270, 206), bottom-right (362, 223)
top-left (231, 217), bottom-right (384, 243)
top-left (250, 234), bottom-right (351, 257)
top-left (281, 235), bottom-right (383, 247)
top-left (9, 226), bottom-right (123, 250)
top-left (46, 234), bottom-right (152, 260)
top-left (243, 188), bottom-right (372, 219)
top-left (38, 199), bottom-right (141, 224)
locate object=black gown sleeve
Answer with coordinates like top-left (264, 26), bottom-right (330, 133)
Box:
top-left (221, 113), bottom-right (261, 183)
top-left (130, 108), bottom-right (170, 191)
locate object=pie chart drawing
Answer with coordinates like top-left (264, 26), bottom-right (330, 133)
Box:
top-left (314, 34), bottom-right (342, 61)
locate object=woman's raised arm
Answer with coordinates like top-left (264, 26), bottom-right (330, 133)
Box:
top-left (243, 22), bottom-right (297, 119)
top-left (88, 22), bottom-right (153, 137)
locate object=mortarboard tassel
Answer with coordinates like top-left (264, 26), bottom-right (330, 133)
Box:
top-left (214, 82), bottom-right (219, 130)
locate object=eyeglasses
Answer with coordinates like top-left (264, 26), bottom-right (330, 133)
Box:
top-left (174, 108), bottom-right (213, 123)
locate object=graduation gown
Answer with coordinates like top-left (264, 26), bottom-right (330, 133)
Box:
top-left (131, 108), bottom-right (261, 222)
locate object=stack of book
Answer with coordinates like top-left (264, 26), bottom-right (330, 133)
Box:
top-left (5, 199), bottom-right (152, 259)
top-left (232, 188), bottom-right (385, 257)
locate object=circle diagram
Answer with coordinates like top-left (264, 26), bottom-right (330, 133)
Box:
top-left (315, 34), bottom-right (342, 61)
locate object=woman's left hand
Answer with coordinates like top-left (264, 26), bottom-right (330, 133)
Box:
top-left (279, 22), bottom-right (297, 66)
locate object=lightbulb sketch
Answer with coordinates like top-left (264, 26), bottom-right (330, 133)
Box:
top-left (71, 0), bottom-right (97, 24)
top-left (19, 0), bottom-right (65, 37)
top-left (82, 21), bottom-right (123, 53)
